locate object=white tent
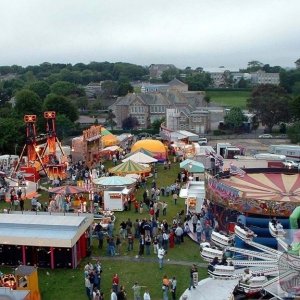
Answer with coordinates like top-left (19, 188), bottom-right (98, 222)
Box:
top-left (122, 152), bottom-right (158, 164)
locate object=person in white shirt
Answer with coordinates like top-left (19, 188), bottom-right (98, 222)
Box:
top-left (157, 246), bottom-right (166, 269)
top-left (143, 290), bottom-right (151, 300)
top-left (110, 289), bottom-right (117, 300)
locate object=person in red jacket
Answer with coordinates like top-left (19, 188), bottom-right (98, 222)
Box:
top-left (112, 273), bottom-right (119, 294)
top-left (169, 230), bottom-right (175, 248)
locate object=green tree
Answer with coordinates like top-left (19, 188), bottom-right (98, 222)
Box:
top-left (117, 80), bottom-right (133, 96)
top-left (151, 118), bottom-right (165, 133)
top-left (50, 81), bottom-right (77, 96)
top-left (55, 114), bottom-right (75, 140)
top-left (0, 117), bottom-right (24, 153)
top-left (101, 81), bottom-right (118, 98)
top-left (122, 116), bottom-right (139, 130)
top-left (237, 77), bottom-right (248, 88)
top-left (186, 73), bottom-right (211, 90)
top-left (247, 84), bottom-right (291, 133)
top-left (247, 60), bottom-right (264, 72)
top-left (43, 94), bottom-right (78, 122)
top-left (224, 107), bottom-right (246, 132)
top-left (14, 89), bottom-right (42, 116)
top-left (287, 121), bottom-right (300, 143)
top-left (28, 81), bottom-right (50, 100)
top-left (105, 109), bottom-right (116, 130)
top-left (161, 67), bottom-right (179, 82)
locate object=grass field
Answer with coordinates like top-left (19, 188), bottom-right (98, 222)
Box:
top-left (207, 90), bottom-right (250, 108)
top-left (0, 159), bottom-right (206, 300)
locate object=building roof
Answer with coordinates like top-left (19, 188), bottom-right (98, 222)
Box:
top-left (167, 78), bottom-right (187, 86)
top-left (0, 212), bottom-right (93, 248)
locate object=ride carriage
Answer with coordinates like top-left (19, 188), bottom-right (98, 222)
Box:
top-left (211, 230), bottom-right (234, 248)
top-left (234, 224), bottom-right (256, 241)
top-left (236, 273), bottom-right (268, 296)
top-left (268, 221), bottom-right (285, 238)
top-left (208, 263), bottom-right (235, 279)
top-left (200, 242), bottom-right (224, 262)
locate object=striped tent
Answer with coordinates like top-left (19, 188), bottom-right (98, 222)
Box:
top-left (109, 160), bottom-right (151, 175)
top-left (125, 148), bottom-right (154, 158)
top-left (100, 127), bottom-right (118, 147)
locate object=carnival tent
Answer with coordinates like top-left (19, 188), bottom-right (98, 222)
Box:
top-left (122, 152), bottom-right (158, 164)
top-left (100, 145), bottom-right (120, 152)
top-left (109, 160), bottom-right (151, 175)
top-left (93, 176), bottom-right (136, 186)
top-left (125, 148), bottom-right (155, 158)
top-left (48, 185), bottom-right (87, 194)
top-left (131, 139), bottom-right (167, 162)
top-left (100, 127), bottom-right (118, 147)
top-left (180, 159), bottom-right (205, 173)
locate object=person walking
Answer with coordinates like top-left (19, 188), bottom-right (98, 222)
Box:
top-left (162, 275), bottom-right (170, 300)
top-left (157, 245), bottom-right (166, 270)
top-left (191, 214), bottom-right (198, 233)
top-left (189, 264), bottom-right (198, 290)
top-left (172, 193), bottom-right (178, 205)
top-left (85, 274), bottom-right (92, 300)
top-left (170, 276), bottom-right (177, 300)
top-left (132, 282), bottom-right (146, 300)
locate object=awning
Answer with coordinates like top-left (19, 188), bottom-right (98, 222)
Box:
top-left (179, 188), bottom-right (188, 198)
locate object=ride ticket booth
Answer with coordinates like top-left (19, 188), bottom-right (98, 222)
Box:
top-left (103, 187), bottom-right (129, 211)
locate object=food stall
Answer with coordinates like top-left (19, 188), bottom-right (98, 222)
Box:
top-left (103, 186), bottom-right (132, 211)
top-left (180, 181), bottom-right (205, 214)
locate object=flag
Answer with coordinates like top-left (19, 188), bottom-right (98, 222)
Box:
top-left (229, 163), bottom-right (246, 177)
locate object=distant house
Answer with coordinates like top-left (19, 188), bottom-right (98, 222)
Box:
top-left (295, 59), bottom-right (300, 69)
top-left (167, 78), bottom-right (188, 92)
top-left (149, 64), bottom-right (176, 79)
top-left (166, 108), bottom-right (210, 134)
top-left (110, 79), bottom-right (206, 130)
top-left (84, 82), bottom-right (102, 99)
top-left (210, 72), bottom-right (226, 88)
top-left (250, 70), bottom-right (280, 86)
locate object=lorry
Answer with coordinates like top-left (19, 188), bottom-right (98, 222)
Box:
top-left (217, 143), bottom-right (242, 159)
top-left (269, 144), bottom-right (300, 162)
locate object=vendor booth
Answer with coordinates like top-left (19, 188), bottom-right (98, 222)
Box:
top-left (103, 186), bottom-right (131, 211)
top-left (180, 181), bottom-right (205, 214)
top-left (180, 159), bottom-right (205, 181)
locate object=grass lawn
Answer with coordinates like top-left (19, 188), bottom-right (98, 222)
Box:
top-left (0, 159), bottom-right (207, 299)
top-left (207, 90), bottom-right (250, 108)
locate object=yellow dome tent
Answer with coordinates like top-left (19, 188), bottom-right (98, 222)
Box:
top-left (131, 139), bottom-right (167, 162)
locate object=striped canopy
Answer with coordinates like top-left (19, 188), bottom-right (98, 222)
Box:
top-left (125, 148), bottom-right (154, 158)
top-left (49, 185), bottom-right (87, 194)
top-left (109, 160), bottom-right (151, 175)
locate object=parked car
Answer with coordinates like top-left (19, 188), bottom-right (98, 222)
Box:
top-left (198, 138), bottom-right (208, 145)
top-left (258, 134), bottom-right (273, 139)
top-left (284, 160), bottom-right (299, 168)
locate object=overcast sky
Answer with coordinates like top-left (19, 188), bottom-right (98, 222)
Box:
top-left (1, 0), bottom-right (299, 70)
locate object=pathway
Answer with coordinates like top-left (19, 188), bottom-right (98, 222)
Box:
top-left (91, 255), bottom-right (208, 268)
